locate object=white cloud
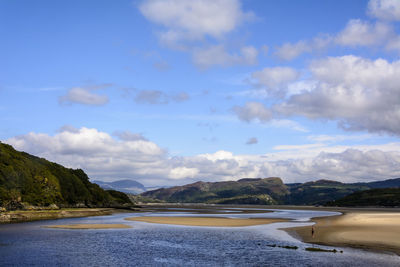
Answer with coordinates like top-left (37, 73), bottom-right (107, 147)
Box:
top-left (368, 0), bottom-right (400, 21)
top-left (5, 127), bottom-right (400, 185)
top-left (274, 35), bottom-right (332, 61)
top-left (275, 55), bottom-right (400, 135)
top-left (251, 67), bottom-right (299, 96)
top-left (192, 45), bottom-right (257, 68)
top-left (274, 41), bottom-right (311, 61)
top-left (307, 134), bottom-right (374, 143)
top-left (169, 167), bottom-right (199, 179)
top-left (335, 19), bottom-right (393, 47)
top-left (273, 18), bottom-right (393, 60)
top-left (385, 35), bottom-right (400, 52)
top-left (232, 102), bottom-right (272, 123)
top-left (139, 0), bottom-right (254, 48)
top-left (59, 87), bottom-right (109, 106)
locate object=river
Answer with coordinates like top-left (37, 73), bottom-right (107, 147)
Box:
top-left (0, 207), bottom-right (399, 266)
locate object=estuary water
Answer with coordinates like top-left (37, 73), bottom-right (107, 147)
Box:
top-left (0, 208), bottom-right (399, 266)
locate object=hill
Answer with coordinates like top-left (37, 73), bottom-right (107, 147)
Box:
top-left (93, 179), bottom-right (146, 194)
top-left (141, 177), bottom-right (400, 205)
top-left (141, 177), bottom-right (289, 204)
top-left (285, 180), bottom-right (370, 205)
top-left (0, 142), bottom-right (133, 211)
top-left (326, 188), bottom-right (400, 207)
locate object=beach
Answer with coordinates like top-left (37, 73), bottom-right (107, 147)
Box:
top-left (287, 211), bottom-right (400, 255)
top-left (125, 216), bottom-right (287, 227)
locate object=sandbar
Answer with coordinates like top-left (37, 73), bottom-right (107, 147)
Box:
top-left (45, 223), bottom-right (132, 229)
top-left (125, 216), bottom-right (287, 227)
top-left (286, 211), bottom-right (400, 255)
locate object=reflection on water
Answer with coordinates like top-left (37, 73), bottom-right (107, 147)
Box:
top-left (0, 207), bottom-right (398, 266)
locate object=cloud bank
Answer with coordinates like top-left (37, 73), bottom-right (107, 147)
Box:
top-left (5, 127), bottom-right (400, 186)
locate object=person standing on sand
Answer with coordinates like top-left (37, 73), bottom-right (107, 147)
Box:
top-left (311, 225), bottom-right (315, 238)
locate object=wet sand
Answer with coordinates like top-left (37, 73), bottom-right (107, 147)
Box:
top-left (286, 211), bottom-right (400, 255)
top-left (45, 223), bottom-right (132, 229)
top-left (125, 216), bottom-right (287, 227)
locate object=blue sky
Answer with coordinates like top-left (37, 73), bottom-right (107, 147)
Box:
top-left (2, 0), bottom-right (400, 186)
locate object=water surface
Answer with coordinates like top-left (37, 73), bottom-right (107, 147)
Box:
top-left (0, 208), bottom-right (398, 266)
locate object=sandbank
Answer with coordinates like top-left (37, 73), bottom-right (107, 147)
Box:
top-left (45, 223), bottom-right (132, 229)
top-left (286, 211), bottom-right (400, 255)
top-left (125, 216), bottom-right (287, 227)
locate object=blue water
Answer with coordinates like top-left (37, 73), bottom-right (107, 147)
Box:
top-left (0, 208), bottom-right (399, 266)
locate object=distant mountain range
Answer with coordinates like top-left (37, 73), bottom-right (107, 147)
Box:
top-left (93, 180), bottom-right (146, 194)
top-left (141, 177), bottom-right (400, 206)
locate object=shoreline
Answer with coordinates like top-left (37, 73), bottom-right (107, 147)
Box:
top-left (44, 223), bottom-right (132, 229)
top-left (0, 208), bottom-right (121, 224)
top-left (284, 210), bottom-right (400, 256)
top-left (125, 216), bottom-right (288, 227)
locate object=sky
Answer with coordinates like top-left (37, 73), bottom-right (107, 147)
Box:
top-left (2, 0), bottom-right (400, 187)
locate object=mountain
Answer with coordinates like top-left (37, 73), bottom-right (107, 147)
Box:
top-left (93, 179), bottom-right (146, 194)
top-left (141, 177), bottom-right (400, 205)
top-left (0, 142), bottom-right (133, 211)
top-left (141, 177), bottom-right (289, 204)
top-left (326, 188), bottom-right (400, 207)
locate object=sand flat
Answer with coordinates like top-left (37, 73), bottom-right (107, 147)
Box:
top-left (125, 216), bottom-right (287, 227)
top-left (45, 224), bottom-right (132, 229)
top-left (287, 211), bottom-right (400, 255)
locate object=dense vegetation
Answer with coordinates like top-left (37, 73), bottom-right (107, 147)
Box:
top-left (326, 188), bottom-right (400, 207)
top-left (0, 142), bottom-right (132, 210)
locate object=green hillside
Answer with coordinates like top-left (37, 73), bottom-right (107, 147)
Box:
top-left (141, 177), bottom-right (289, 204)
top-left (326, 188), bottom-right (400, 207)
top-left (141, 178), bottom-right (289, 204)
top-left (141, 177), bottom-right (400, 205)
top-left (0, 142), bottom-right (132, 210)
top-left (285, 180), bottom-right (370, 205)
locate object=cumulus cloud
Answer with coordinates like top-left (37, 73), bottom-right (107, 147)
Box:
top-left (192, 45), bottom-right (257, 68)
top-left (133, 90), bottom-right (189, 104)
top-left (5, 127), bottom-right (400, 185)
top-left (251, 67), bottom-right (299, 96)
top-left (59, 87), bottom-right (109, 106)
top-left (335, 19), bottom-right (393, 47)
top-left (274, 41), bottom-right (311, 61)
top-left (139, 0), bottom-right (254, 48)
top-left (274, 35), bottom-right (332, 61)
top-left (368, 0), bottom-right (400, 21)
top-left (274, 20), bottom-right (393, 60)
top-left (232, 102), bottom-right (272, 123)
top-left (236, 55), bottom-right (400, 136)
top-left (246, 137), bottom-right (258, 145)
top-left (275, 55), bottom-right (400, 135)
